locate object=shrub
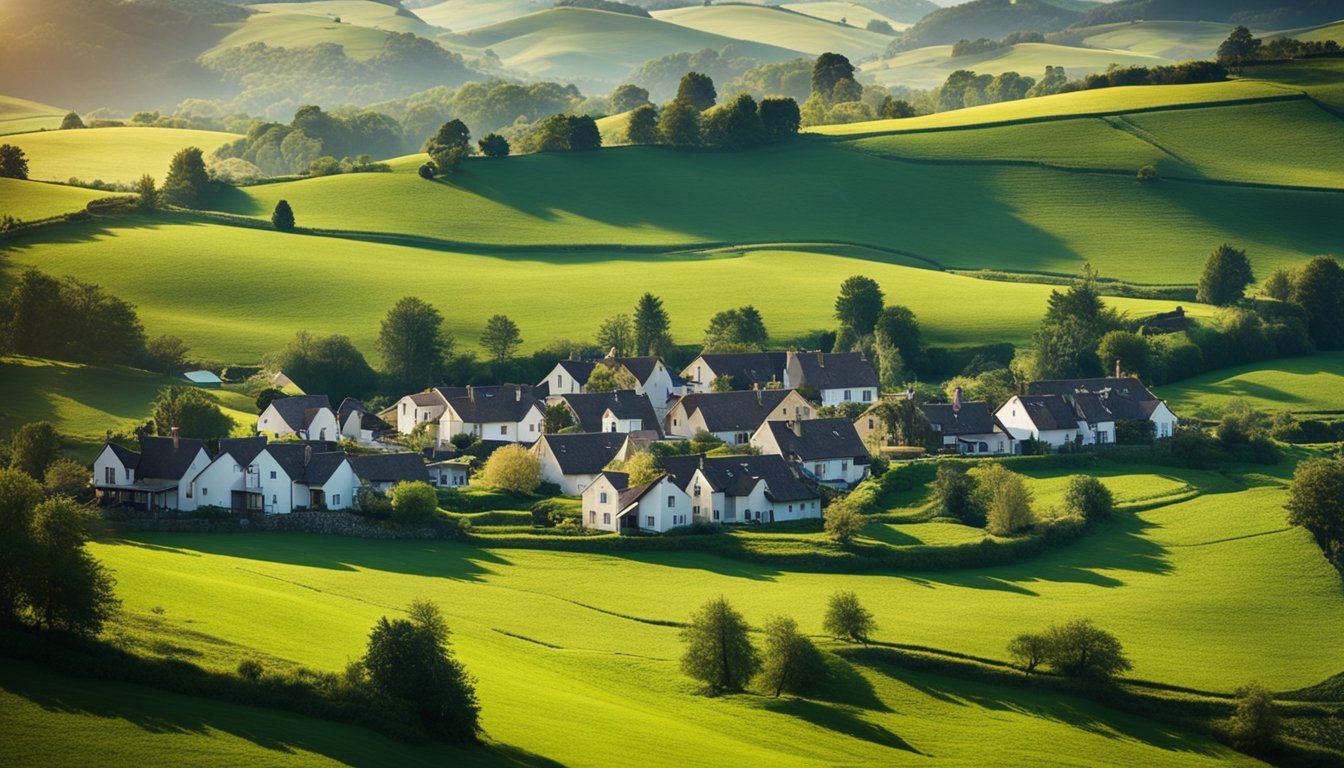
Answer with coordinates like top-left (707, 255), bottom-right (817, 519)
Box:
top-left (970, 463), bottom-right (1034, 536)
top-left (529, 498), bottom-right (570, 527)
top-left (237, 658), bottom-right (265, 681)
top-left (356, 484), bottom-right (393, 519)
top-left (1137, 165), bottom-right (1158, 182)
top-left (1063, 476), bottom-right (1113, 523)
top-left (1007, 631), bottom-right (1050, 674)
top-left (271, 199), bottom-right (295, 232)
top-left (823, 496), bottom-right (864, 544)
top-left (449, 432), bottom-right (474, 450)
top-left (1226, 682), bottom-right (1280, 753)
top-left (480, 444), bottom-right (541, 494)
top-left (390, 481), bottom-right (439, 525)
top-left (935, 463), bottom-right (981, 526)
top-left (1042, 619), bottom-right (1130, 680)
top-left (418, 162), bottom-right (437, 179)
top-left (823, 590), bottom-right (875, 644)
top-left (758, 615), bottom-right (827, 697)
top-left (42, 458), bottom-right (89, 499)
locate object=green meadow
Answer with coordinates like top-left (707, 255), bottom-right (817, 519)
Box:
top-left (1069, 20), bottom-right (1235, 60)
top-left (4, 127), bottom-right (240, 185)
top-left (413, 0), bottom-right (547, 33)
top-left (780, 2), bottom-right (909, 31)
top-left (0, 179), bottom-right (107, 222)
top-left (0, 94), bottom-right (69, 135)
top-left (1157, 352), bottom-right (1344, 417)
top-left (651, 4), bottom-right (892, 59)
top-left (863, 41), bottom-right (1171, 90)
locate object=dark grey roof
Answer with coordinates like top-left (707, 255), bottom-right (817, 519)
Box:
top-left (922, 402), bottom-right (999, 437)
top-left (557, 359), bottom-right (597, 383)
top-left (1017, 396), bottom-right (1081, 432)
top-left (348, 453), bottom-right (430, 484)
top-left (561, 390), bottom-right (661, 436)
top-left (410, 392), bottom-right (443, 407)
top-left (763, 418), bottom-right (868, 461)
top-left (617, 475), bottom-right (664, 513)
top-left (268, 395), bottom-right (332, 430)
top-left (305, 452), bottom-right (349, 486)
top-left (136, 436), bottom-right (207, 481)
top-left (689, 352), bottom-right (787, 387)
top-left (661, 454), bottom-right (816, 502)
top-left (264, 444), bottom-right (311, 481)
top-left (217, 436), bottom-right (268, 466)
top-left (539, 432), bottom-right (629, 475)
top-left (1026, 377), bottom-right (1164, 422)
top-left (338, 397), bottom-right (366, 422)
top-left (613, 356), bottom-right (659, 384)
top-left (105, 442), bottom-right (139, 469)
top-left (673, 390), bottom-right (799, 433)
top-left (789, 351), bottom-right (878, 390)
top-left (443, 384), bottom-right (540, 423)
top-left (599, 470), bottom-right (630, 489)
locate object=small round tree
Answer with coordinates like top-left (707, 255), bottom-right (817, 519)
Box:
top-left (60, 112), bottom-right (85, 130)
top-left (1063, 475), bottom-right (1114, 522)
top-left (418, 161), bottom-right (437, 179)
top-left (390, 481), bottom-right (439, 524)
top-left (971, 463), bottom-right (1034, 536)
top-left (823, 590), bottom-right (875, 644)
top-left (1042, 619), bottom-right (1130, 679)
top-left (481, 444), bottom-right (541, 494)
top-left (823, 496), bottom-right (864, 544)
top-left (1197, 243), bottom-right (1255, 306)
top-left (758, 615), bottom-right (827, 697)
top-left (477, 133), bottom-right (510, 158)
top-left (271, 199), bottom-right (295, 232)
top-left (0, 144), bottom-right (30, 180)
top-left (680, 596), bottom-right (759, 694)
top-left (1226, 682), bottom-right (1280, 753)
top-left (1007, 631), bottom-right (1050, 674)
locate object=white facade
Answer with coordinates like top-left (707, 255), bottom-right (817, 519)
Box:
top-left (748, 423), bottom-right (868, 487)
top-left (623, 476), bottom-right (692, 533)
top-left (92, 445), bottom-right (136, 488)
top-left (440, 404), bottom-right (544, 445)
top-left (429, 462), bottom-right (471, 488)
top-left (633, 361), bottom-right (678, 418)
top-left (393, 394), bottom-right (446, 435)
top-left (1151, 402), bottom-right (1179, 439)
top-left (582, 474), bottom-right (625, 533)
top-left (995, 397), bottom-right (1087, 449)
top-left (184, 453), bottom-right (249, 511)
top-left (686, 470), bottom-right (819, 524)
top-left (541, 363), bottom-right (586, 399)
top-left (310, 461), bottom-right (357, 511)
top-left (665, 391), bottom-right (815, 443)
top-left (258, 403), bottom-right (338, 441)
top-left (602, 408), bottom-right (645, 434)
top-left (340, 411), bottom-right (373, 443)
top-left (248, 450), bottom-right (303, 514)
top-left (818, 386), bottom-right (877, 408)
top-left (937, 432), bottom-right (1012, 456)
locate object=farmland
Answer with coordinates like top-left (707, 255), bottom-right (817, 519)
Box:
top-left (651, 5), bottom-right (893, 59)
top-left (863, 41), bottom-right (1171, 90)
top-left (0, 94), bottom-right (69, 136)
top-left (0, 179), bottom-right (107, 222)
top-left (3, 127), bottom-right (240, 185)
top-left (780, 2), bottom-right (909, 31)
top-left (1157, 352), bottom-right (1344, 418)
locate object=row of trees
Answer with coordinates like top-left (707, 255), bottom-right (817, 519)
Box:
top-left (1217, 26), bottom-right (1340, 66)
top-left (623, 73), bottom-right (801, 150)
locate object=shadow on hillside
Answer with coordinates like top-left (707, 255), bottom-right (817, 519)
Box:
top-left (612, 549), bottom-right (783, 582)
top-left (1207, 379), bottom-right (1308, 403)
top-left (762, 697), bottom-right (923, 755)
top-left (103, 532), bottom-right (510, 582)
top-left (0, 659), bottom-right (563, 767)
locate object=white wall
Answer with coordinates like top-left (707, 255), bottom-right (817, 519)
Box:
top-left (542, 364), bottom-right (585, 399)
top-left (630, 478), bottom-right (692, 533)
top-left (581, 475), bottom-right (624, 532)
top-left (1151, 402), bottom-right (1178, 438)
top-left (395, 396), bottom-right (445, 435)
top-left (249, 451), bottom-right (301, 514)
top-left (313, 461), bottom-right (357, 510)
top-left (430, 465), bottom-right (470, 488)
top-left (92, 445), bottom-right (134, 487)
top-left (187, 455), bottom-right (246, 510)
top-left (820, 386), bottom-right (877, 408)
top-left (171, 450), bottom-right (214, 512)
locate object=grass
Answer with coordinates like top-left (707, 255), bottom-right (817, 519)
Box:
top-left (779, 2), bottom-right (909, 31)
top-left (0, 93), bottom-right (70, 135)
top-left (862, 41), bottom-right (1172, 90)
top-left (1066, 20), bottom-right (1236, 60)
top-left (203, 0), bottom-right (446, 62)
top-left (2, 127), bottom-right (240, 185)
top-left (413, 0), bottom-right (549, 33)
top-left (650, 4), bottom-right (892, 59)
top-left (0, 179), bottom-right (108, 222)
top-left (1157, 352), bottom-right (1344, 417)
top-left (594, 109), bottom-right (632, 145)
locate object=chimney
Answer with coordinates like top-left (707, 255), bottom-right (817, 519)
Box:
top-left (304, 444), bottom-right (312, 467)
top-left (1115, 358), bottom-right (1122, 379)
top-left (171, 426), bottom-right (180, 450)
top-left (515, 386), bottom-right (521, 402)
top-left (953, 386), bottom-right (962, 413)
top-left (816, 351), bottom-right (824, 367)
top-left (468, 385), bottom-right (474, 402)
top-left (606, 346), bottom-right (617, 359)
top-left (613, 390), bottom-right (620, 403)
top-left (755, 384), bottom-right (762, 405)
top-left (791, 420), bottom-right (802, 437)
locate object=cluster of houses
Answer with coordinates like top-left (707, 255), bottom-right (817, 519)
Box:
top-left (93, 348), bottom-right (1177, 534)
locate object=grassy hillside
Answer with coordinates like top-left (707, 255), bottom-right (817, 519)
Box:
top-left (594, 109), bottom-right (633, 145)
top-left (0, 179), bottom-right (108, 222)
top-left (2, 127), bottom-right (240, 185)
top-left (414, 0), bottom-right (550, 32)
top-left (891, 0), bottom-right (1082, 50)
top-left (863, 41), bottom-right (1172, 90)
top-left (1282, 19), bottom-right (1344, 43)
top-left (780, 2), bottom-right (910, 31)
top-left (1157, 353), bottom-right (1344, 417)
top-left (0, 94), bottom-right (70, 135)
top-left (651, 4), bottom-right (893, 59)
top-left (1060, 20), bottom-right (1235, 60)
top-left (204, 9), bottom-right (401, 61)
top-left (438, 7), bottom-right (804, 80)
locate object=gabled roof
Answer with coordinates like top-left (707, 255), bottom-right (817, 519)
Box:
top-left (688, 352), bottom-right (787, 387)
top-left (348, 453), bottom-right (430, 484)
top-left (1015, 395), bottom-right (1081, 432)
top-left (268, 395), bottom-right (333, 430)
top-left (217, 436), bottom-right (268, 466)
top-left (789, 351), bottom-right (879, 390)
top-left (611, 356), bottom-right (660, 385)
top-left (921, 402), bottom-right (999, 437)
top-left (136, 436), bottom-right (207, 481)
top-left (672, 390), bottom-right (799, 433)
top-left (763, 418), bottom-right (868, 462)
top-left (338, 397), bottom-right (367, 422)
top-left (538, 432), bottom-right (629, 475)
top-left (104, 441), bottom-right (140, 469)
top-left (305, 452), bottom-right (349, 487)
top-left (661, 454), bottom-right (817, 502)
top-left (598, 470), bottom-right (630, 489)
top-left (561, 390), bottom-right (661, 436)
top-left (554, 359), bottom-right (597, 384)
top-left (340, 399), bottom-right (389, 433)
top-left (617, 474), bottom-right (666, 513)
top-left (263, 443), bottom-right (312, 481)
top-left (442, 384), bottom-right (540, 424)
top-left (1026, 377), bottom-right (1165, 422)
top-left (409, 391), bottom-right (444, 408)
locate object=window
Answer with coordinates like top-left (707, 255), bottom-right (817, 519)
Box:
top-left (841, 461), bottom-right (848, 472)
top-left (693, 505), bottom-right (700, 515)
top-left (501, 425), bottom-right (508, 435)
top-left (104, 467), bottom-right (114, 484)
top-left (814, 463), bottom-right (824, 477)
top-left (863, 390), bottom-right (873, 402)
top-left (603, 512), bottom-right (610, 524)
top-left (735, 432), bottom-right (749, 444)
top-left (269, 471), bottom-right (277, 479)
top-left (646, 516), bottom-right (655, 527)
top-left (610, 423), bottom-right (617, 432)
top-left (672, 418), bottom-right (679, 427)
top-left (186, 485), bottom-right (192, 498)
top-left (868, 419), bottom-right (875, 430)
top-left (556, 375), bottom-right (563, 387)
top-left (667, 495), bottom-right (676, 507)
top-left (402, 403), bottom-right (407, 414)
top-left (713, 510), bottom-right (720, 521)
top-left (693, 484), bottom-right (701, 496)
top-left (788, 504), bottom-right (793, 513)
top-left (530, 423), bottom-right (536, 432)
top-left (589, 511), bottom-right (595, 523)
top-left (271, 494), bottom-right (277, 503)
top-left (439, 475), bottom-right (447, 485)
top-left (600, 492), bottom-right (608, 503)
top-left (844, 389), bottom-right (851, 401)
top-left (124, 468), bottom-right (131, 482)
top-left (333, 494), bottom-right (340, 505)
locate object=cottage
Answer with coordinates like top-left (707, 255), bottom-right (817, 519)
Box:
top-left (437, 384), bottom-right (544, 445)
top-left (337, 398), bottom-right (389, 444)
top-left (995, 394), bottom-right (1094, 449)
top-left (750, 418), bottom-right (869, 488)
top-left (533, 432), bottom-right (632, 495)
top-left (428, 459), bottom-right (471, 488)
top-left (664, 389), bottom-right (815, 444)
top-left (241, 444), bottom-right (357, 514)
top-left (679, 352), bottom-right (787, 393)
top-left (184, 436), bottom-right (268, 511)
top-left (784, 350), bottom-right (878, 407)
top-left (388, 390), bottom-right (448, 436)
top-left (661, 454), bottom-right (821, 524)
top-left (92, 431), bottom-right (211, 511)
top-left (348, 452), bottom-right (431, 493)
top-left (559, 390), bottom-right (661, 436)
top-left (1026, 377), bottom-right (1178, 440)
top-left (537, 359), bottom-right (597, 400)
top-left (257, 395), bottom-right (338, 441)
top-left (921, 390), bottom-right (1015, 456)
top-left (580, 471), bottom-right (691, 534)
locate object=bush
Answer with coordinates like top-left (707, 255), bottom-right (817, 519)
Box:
top-left (1063, 476), bottom-right (1113, 523)
top-left (1226, 682), bottom-right (1280, 753)
top-left (970, 463), bottom-right (1034, 536)
top-left (43, 458), bottom-right (89, 499)
top-left (480, 445), bottom-right (541, 494)
top-left (680, 596), bottom-right (759, 694)
top-left (237, 658), bottom-right (264, 681)
top-left (418, 162), bottom-right (437, 179)
top-left (356, 484), bottom-right (393, 519)
top-left (823, 496), bottom-right (864, 544)
top-left (529, 498), bottom-right (571, 527)
top-left (1007, 631), bottom-right (1050, 674)
top-left (934, 463), bottom-right (981, 526)
top-left (1137, 165), bottom-right (1158, 182)
top-left (823, 590), bottom-right (875, 644)
top-left (1042, 619), bottom-right (1130, 680)
top-left (390, 481), bottom-right (438, 525)
top-left (758, 615), bottom-right (827, 697)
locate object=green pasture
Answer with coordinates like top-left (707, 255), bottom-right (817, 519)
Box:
top-left (863, 41), bottom-right (1171, 90)
top-left (1069, 20), bottom-right (1235, 60)
top-left (0, 94), bottom-right (69, 136)
top-left (1272, 19), bottom-right (1344, 44)
top-left (3, 127), bottom-right (240, 185)
top-left (594, 109), bottom-right (632, 145)
top-left (1157, 352), bottom-right (1344, 417)
top-left (255, 1), bottom-right (444, 36)
top-left (413, 0), bottom-right (548, 33)
top-left (204, 11), bottom-right (398, 62)
top-left (780, 2), bottom-right (908, 31)
top-left (651, 4), bottom-right (891, 59)
top-left (0, 179), bottom-right (108, 222)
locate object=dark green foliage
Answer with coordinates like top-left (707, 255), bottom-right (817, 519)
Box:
top-left (480, 314), bottom-right (522, 366)
top-left (823, 496), bottom-right (865, 544)
top-left (477, 133), bottom-right (510, 158)
top-left (1290, 256), bottom-right (1344, 350)
top-left (23, 497), bottom-right (118, 634)
top-left (0, 144), bottom-right (30, 179)
top-left (680, 596), bottom-right (759, 694)
top-left (237, 658), bottom-right (264, 681)
top-left (676, 72), bottom-right (717, 112)
top-left (1063, 475), bottom-right (1113, 522)
top-left (133, 174), bottom-right (157, 210)
top-left (1, 269), bottom-right (146, 366)
top-left (874, 305), bottom-right (921, 368)
top-left (609, 83), bottom-right (651, 113)
top-left (1286, 458), bottom-right (1344, 572)
top-left (377, 297), bottom-right (455, 393)
top-left (867, 19), bottom-right (896, 34)
top-left (530, 114), bottom-right (601, 152)
top-left (935, 463), bottom-right (981, 525)
top-left (890, 0), bottom-right (1081, 54)
top-left (544, 402), bottom-right (574, 433)
top-left (1217, 25), bottom-right (1261, 64)
top-left (1007, 631), bottom-right (1050, 673)
top-left (1197, 244), bottom-right (1254, 306)
top-left (0, 469), bottom-right (43, 621)
top-left (657, 98), bottom-right (702, 147)
top-left (625, 104), bottom-right (660, 144)
top-left (8, 421), bottom-right (60, 481)
top-left (634, 292), bottom-right (670, 356)
top-left (1226, 682), bottom-right (1280, 753)
top-left (59, 111), bottom-right (85, 130)
top-left (1096, 330), bottom-right (1150, 380)
top-left (162, 146), bottom-right (211, 207)
top-left (43, 458), bottom-right (90, 500)
top-left (879, 97), bottom-right (917, 119)
top-left (268, 331), bottom-right (377, 406)
top-left (418, 161), bottom-right (437, 179)
top-left (823, 590), bottom-right (875, 643)
top-left (834, 275), bottom-right (885, 336)
top-left (390, 481), bottom-right (439, 525)
top-left (1261, 268), bottom-right (1293, 301)
top-left (1041, 619), bottom-right (1130, 679)
top-left (1137, 165), bottom-right (1158, 181)
top-left (360, 601), bottom-right (480, 742)
top-left (758, 615), bottom-right (827, 697)
top-left (426, 119), bottom-right (470, 175)
top-left (1030, 266), bottom-right (1122, 380)
top-left (757, 97), bottom-right (801, 142)
top-left (703, 305), bottom-right (767, 351)
top-left (151, 386), bottom-right (232, 441)
top-left (811, 52), bottom-right (855, 101)
top-left (271, 199), bottom-right (295, 231)
top-left (702, 93), bottom-right (764, 150)
top-left (254, 388), bottom-right (285, 413)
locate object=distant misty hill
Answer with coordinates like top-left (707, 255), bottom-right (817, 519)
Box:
top-left (888, 0), bottom-right (1083, 51)
top-left (1079, 0), bottom-right (1344, 28)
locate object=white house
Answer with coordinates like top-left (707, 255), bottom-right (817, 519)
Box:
top-left (664, 389), bottom-right (815, 444)
top-left (183, 436), bottom-right (269, 511)
top-left (92, 431), bottom-right (212, 511)
top-left (750, 418), bottom-right (870, 488)
top-left (437, 385), bottom-right (545, 445)
top-left (581, 471), bottom-right (692, 534)
top-left (388, 390), bottom-right (448, 436)
top-left (678, 352), bottom-right (787, 394)
top-left (537, 359), bottom-right (597, 400)
top-left (348, 453), bottom-right (431, 494)
top-left (337, 398), bottom-right (388, 444)
top-left (559, 390), bottom-right (662, 436)
top-left (240, 444), bottom-right (357, 514)
top-left (660, 454), bottom-right (821, 524)
top-left (921, 390), bottom-right (1016, 456)
top-left (428, 459), bottom-right (471, 488)
top-left (257, 395), bottom-right (339, 441)
top-left (1027, 377), bottom-right (1178, 440)
top-left (995, 395), bottom-right (1095, 449)
top-left (533, 432), bottom-right (632, 495)
top-left (783, 350), bottom-right (879, 407)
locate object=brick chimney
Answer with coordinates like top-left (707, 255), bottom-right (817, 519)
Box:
top-left (953, 386), bottom-right (962, 413)
top-left (171, 426), bottom-right (180, 450)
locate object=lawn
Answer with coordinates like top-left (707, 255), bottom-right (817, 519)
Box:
top-left (0, 179), bottom-right (108, 222)
top-left (0, 93), bottom-right (70, 135)
top-left (203, 11), bottom-right (400, 62)
top-left (1157, 352), bottom-right (1344, 417)
top-left (413, 0), bottom-right (548, 33)
top-left (1070, 20), bottom-right (1235, 60)
top-left (4, 127), bottom-right (240, 185)
top-left (779, 2), bottom-right (909, 31)
top-left (651, 4), bottom-right (892, 59)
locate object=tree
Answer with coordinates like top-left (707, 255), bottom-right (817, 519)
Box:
top-left (834, 276), bottom-right (885, 336)
top-left (758, 615), bottom-right (827, 697)
top-left (710, 374), bottom-right (735, 393)
top-left (702, 94), bottom-right (764, 150)
top-left (874, 305), bottom-right (920, 368)
top-left (271, 199), bottom-right (295, 231)
top-left (595, 313), bottom-right (635, 357)
top-left (971, 463), bottom-right (1034, 536)
top-left (625, 104), bottom-right (660, 145)
top-left (43, 458), bottom-right (89, 499)
top-left (481, 444), bottom-right (541, 494)
top-left (544, 402), bottom-right (574, 433)
top-left (618, 451), bottom-right (661, 486)
top-left (8, 421), bottom-right (60, 480)
top-left (255, 388), bottom-right (286, 413)
top-left (1063, 475), bottom-right (1113, 522)
top-left (658, 98), bottom-right (702, 147)
top-left (758, 97), bottom-right (801, 142)
top-left (480, 314), bottom-right (522, 367)
top-left (378, 297), bottom-right (454, 393)
top-left (879, 97), bottom-right (917, 119)
top-left (390, 481), bottom-right (439, 524)
top-left (1042, 619), bottom-right (1131, 679)
top-left (703, 306), bottom-right (767, 351)
top-left (134, 174), bottom-right (158, 210)
top-left (567, 115), bottom-right (602, 151)
top-left (680, 596), bottom-right (759, 694)
top-left (477, 133), bottom-right (510, 158)
top-left (1007, 632), bottom-right (1050, 674)
top-left (610, 84), bottom-right (651, 113)
top-left (1291, 256), bottom-right (1344, 349)
top-left (1285, 457), bottom-right (1344, 570)
top-left (1026, 66), bottom-right (1069, 98)
top-left (634, 293), bottom-right (670, 355)
top-left (0, 468), bottom-right (43, 621)
top-left (144, 335), bottom-right (190, 375)
top-left (268, 331), bottom-right (377, 406)
top-left (1217, 26), bottom-right (1261, 65)
top-left (1227, 682), bottom-right (1280, 752)
top-left (812, 53), bottom-right (855, 101)
top-left (150, 386), bottom-right (233, 441)
top-left (1261, 267), bottom-right (1293, 301)
top-left (1137, 164), bottom-right (1159, 182)
top-left (1096, 330), bottom-right (1150, 380)
top-left (823, 590), bottom-right (875, 644)
top-left (1031, 265), bottom-right (1122, 379)
top-left (1197, 244), bottom-right (1254, 306)
top-left (22, 497), bottom-right (118, 635)
top-left (162, 146), bottom-right (211, 207)
top-left (427, 119), bottom-right (471, 175)
top-left (418, 161), bottom-right (437, 179)
top-left (873, 332), bottom-right (905, 392)
top-left (361, 601), bottom-right (480, 742)
top-left (676, 72), bottom-right (717, 112)
top-left (586, 363), bottom-right (637, 393)
top-left (823, 496), bottom-right (865, 545)
top-left (935, 463), bottom-right (980, 524)
top-left (0, 144), bottom-right (29, 179)
top-left (60, 112), bottom-right (85, 130)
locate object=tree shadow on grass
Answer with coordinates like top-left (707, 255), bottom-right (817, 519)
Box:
top-left (759, 697), bottom-right (925, 755)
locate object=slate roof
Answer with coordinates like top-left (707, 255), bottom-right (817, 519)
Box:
top-left (763, 418), bottom-right (868, 461)
top-left (340, 399), bottom-right (389, 432)
top-left (216, 436), bottom-right (268, 466)
top-left (561, 390), bottom-right (661, 435)
top-left (264, 443), bottom-right (312, 481)
top-left (538, 432), bottom-right (629, 475)
top-left (789, 351), bottom-right (879, 390)
top-left (556, 359), bottom-right (597, 384)
top-left (268, 395), bottom-right (333, 430)
top-left (921, 402), bottom-right (1000, 437)
top-left (442, 384), bottom-right (540, 423)
top-left (105, 442), bottom-right (140, 469)
top-left (672, 390), bottom-right (798, 433)
top-left (1015, 395), bottom-right (1082, 432)
top-left (613, 356), bottom-right (659, 385)
top-left (688, 352), bottom-right (787, 387)
top-left (660, 454), bottom-right (816, 502)
top-left (136, 436), bottom-right (207, 481)
top-left (305, 452), bottom-right (349, 487)
top-left (348, 453), bottom-right (430, 484)
top-left (1026, 378), bottom-right (1164, 422)
top-left (617, 475), bottom-right (664, 513)
top-left (409, 392), bottom-right (444, 407)
top-left (599, 470), bottom-right (630, 489)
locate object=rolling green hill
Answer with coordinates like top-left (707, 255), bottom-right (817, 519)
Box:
top-left (1157, 352), bottom-right (1344, 417)
top-left (0, 94), bottom-right (70, 136)
top-left (1056, 20), bottom-right (1236, 60)
top-left (413, 0), bottom-right (550, 31)
top-left (890, 0), bottom-right (1082, 50)
top-left (651, 4), bottom-right (894, 59)
top-left (862, 41), bottom-right (1172, 90)
top-left (1, 127), bottom-right (241, 185)
top-left (204, 8), bottom-right (404, 61)
top-left (0, 179), bottom-right (108, 223)
top-left (780, 2), bottom-right (910, 31)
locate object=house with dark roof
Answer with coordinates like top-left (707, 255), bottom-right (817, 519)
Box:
top-left (388, 390), bottom-right (449, 435)
top-left (437, 384), bottom-right (544, 445)
top-left (751, 418), bottom-right (870, 487)
top-left (242, 443), bottom-right (358, 513)
top-left (537, 351), bottom-right (683, 416)
top-left (537, 359), bottom-right (598, 400)
top-left (580, 470), bottom-right (691, 534)
top-left (660, 454), bottom-right (821, 524)
top-left (92, 431), bottom-right (212, 511)
top-left (664, 389), bottom-right (816, 444)
top-left (338, 398), bottom-right (389, 444)
top-left (348, 453), bottom-right (431, 493)
top-left (257, 395), bottom-right (338, 441)
top-left (185, 436), bottom-right (268, 510)
top-left (559, 390), bottom-right (662, 437)
top-left (1026, 377), bottom-right (1177, 439)
top-left (995, 394), bottom-right (1092, 449)
top-left (679, 352), bottom-right (788, 394)
top-left (533, 432), bottom-right (633, 495)
top-left (784, 350), bottom-right (879, 407)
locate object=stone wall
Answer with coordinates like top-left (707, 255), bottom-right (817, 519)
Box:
top-left (105, 509), bottom-right (444, 540)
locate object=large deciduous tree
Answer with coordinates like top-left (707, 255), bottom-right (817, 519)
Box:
top-left (675, 72), bottom-right (717, 112)
top-left (0, 144), bottom-right (29, 179)
top-left (823, 590), bottom-right (875, 644)
top-left (812, 53), bottom-right (855, 101)
top-left (1286, 457), bottom-right (1344, 571)
top-left (625, 104), bottom-right (660, 145)
top-left (834, 275), bottom-right (885, 336)
top-left (162, 146), bottom-right (211, 207)
top-left (703, 305), bottom-right (768, 352)
top-left (268, 331), bottom-right (377, 405)
top-left (1291, 256), bottom-right (1344, 350)
top-left (480, 314), bottom-right (522, 367)
top-left (1197, 244), bottom-right (1254, 306)
top-left (377, 297), bottom-right (455, 393)
top-left (680, 596), bottom-right (759, 694)
top-left (426, 119), bottom-right (471, 175)
top-left (658, 98), bottom-right (702, 147)
top-left (758, 615), bottom-right (827, 697)
top-left (151, 386), bottom-right (233, 441)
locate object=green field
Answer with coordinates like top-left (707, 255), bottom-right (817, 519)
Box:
top-left (780, 2), bottom-right (908, 30)
top-left (1157, 353), bottom-right (1344, 418)
top-left (1067, 20), bottom-right (1236, 60)
top-left (413, 0), bottom-right (548, 33)
top-left (651, 4), bottom-right (891, 59)
top-left (2, 127), bottom-right (241, 185)
top-left (205, 11), bottom-right (400, 62)
top-left (0, 94), bottom-right (69, 135)
top-left (862, 41), bottom-right (1172, 90)
top-left (0, 179), bottom-right (108, 222)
